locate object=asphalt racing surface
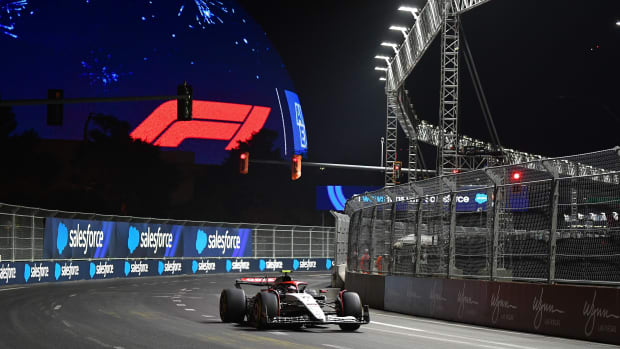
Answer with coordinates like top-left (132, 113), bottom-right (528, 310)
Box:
top-left (0, 273), bottom-right (615, 349)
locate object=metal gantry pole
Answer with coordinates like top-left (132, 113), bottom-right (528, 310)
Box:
top-left (442, 177), bottom-right (457, 278)
top-left (31, 215), bottom-right (35, 261)
top-left (543, 161), bottom-right (560, 284)
top-left (12, 214), bottom-right (16, 261)
top-left (385, 95), bottom-right (399, 186)
top-left (437, 0), bottom-right (461, 175)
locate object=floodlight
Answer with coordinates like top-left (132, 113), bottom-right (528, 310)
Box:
top-left (374, 67), bottom-right (388, 71)
top-left (389, 25), bottom-right (408, 37)
top-left (398, 6), bottom-right (419, 19)
top-left (379, 77), bottom-right (386, 81)
top-left (374, 55), bottom-right (390, 62)
top-left (381, 42), bottom-right (399, 52)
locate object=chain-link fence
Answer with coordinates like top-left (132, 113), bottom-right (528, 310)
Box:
top-left (345, 147), bottom-right (620, 285)
top-left (0, 203), bottom-right (335, 262)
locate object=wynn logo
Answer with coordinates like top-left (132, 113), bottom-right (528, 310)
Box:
top-left (429, 282), bottom-right (447, 315)
top-left (457, 284), bottom-right (479, 319)
top-left (490, 286), bottom-right (518, 324)
top-left (583, 290), bottom-right (620, 337)
top-left (532, 288), bottom-right (564, 330)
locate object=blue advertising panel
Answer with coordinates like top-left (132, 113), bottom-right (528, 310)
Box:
top-left (284, 90), bottom-right (308, 155)
top-left (316, 186), bottom-right (383, 211)
top-left (183, 226), bottom-right (252, 258)
top-left (44, 218), bottom-right (116, 259)
top-left (116, 222), bottom-right (183, 258)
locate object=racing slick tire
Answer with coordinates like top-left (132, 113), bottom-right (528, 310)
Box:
top-left (253, 291), bottom-right (278, 330)
top-left (338, 291), bottom-right (362, 331)
top-left (219, 288), bottom-right (246, 323)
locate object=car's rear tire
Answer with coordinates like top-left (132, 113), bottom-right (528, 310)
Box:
top-left (219, 288), bottom-right (246, 323)
top-left (338, 291), bottom-right (362, 331)
top-left (253, 291), bottom-right (278, 329)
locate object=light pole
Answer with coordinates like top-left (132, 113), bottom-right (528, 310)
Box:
top-left (380, 137), bottom-right (385, 167)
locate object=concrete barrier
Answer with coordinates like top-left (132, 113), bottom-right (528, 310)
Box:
top-left (352, 272), bottom-right (620, 345)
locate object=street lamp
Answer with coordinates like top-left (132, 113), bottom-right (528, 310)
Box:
top-left (398, 6), bottom-right (419, 19)
top-left (389, 25), bottom-right (409, 37)
top-left (381, 42), bottom-right (399, 53)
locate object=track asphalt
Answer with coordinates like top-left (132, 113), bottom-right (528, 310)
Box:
top-left (0, 273), bottom-right (615, 349)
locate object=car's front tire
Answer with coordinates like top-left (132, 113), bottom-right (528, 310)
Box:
top-left (219, 288), bottom-right (246, 323)
top-left (253, 291), bottom-right (278, 329)
top-left (338, 291), bottom-right (362, 331)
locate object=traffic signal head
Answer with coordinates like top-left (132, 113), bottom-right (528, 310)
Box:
top-left (177, 82), bottom-right (193, 121)
top-left (47, 89), bottom-right (63, 126)
top-left (239, 152), bottom-right (249, 175)
top-left (393, 161), bottom-right (402, 184)
top-left (291, 154), bottom-right (302, 180)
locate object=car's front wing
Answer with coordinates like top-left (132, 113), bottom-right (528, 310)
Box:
top-left (267, 305), bottom-right (370, 325)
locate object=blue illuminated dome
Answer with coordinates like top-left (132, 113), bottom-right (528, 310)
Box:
top-left (1, 0), bottom-right (304, 163)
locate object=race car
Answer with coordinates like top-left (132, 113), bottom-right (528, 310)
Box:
top-left (219, 270), bottom-right (370, 331)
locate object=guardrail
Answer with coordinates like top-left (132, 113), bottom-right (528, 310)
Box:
top-left (344, 147), bottom-right (620, 285)
top-left (0, 203), bottom-right (335, 286)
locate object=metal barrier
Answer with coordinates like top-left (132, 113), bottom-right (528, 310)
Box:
top-left (0, 203), bottom-right (335, 262)
top-left (345, 147), bottom-right (620, 285)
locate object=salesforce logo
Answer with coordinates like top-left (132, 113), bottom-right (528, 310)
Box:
top-left (24, 263), bottom-right (49, 283)
top-left (158, 260), bottom-right (182, 275)
top-left (195, 230), bottom-right (207, 254)
top-left (192, 260), bottom-right (216, 274)
top-left (54, 262), bottom-right (80, 280)
top-left (124, 260), bottom-right (149, 276)
top-left (57, 222), bottom-right (68, 255)
top-left (0, 263), bottom-right (17, 284)
top-left (326, 259), bottom-right (332, 270)
top-left (475, 193), bottom-right (488, 205)
top-left (90, 261), bottom-right (114, 278)
top-left (56, 222), bottom-right (104, 256)
top-left (128, 226), bottom-right (173, 254)
top-left (293, 259), bottom-right (317, 271)
top-left (259, 259), bottom-right (283, 272)
top-left (226, 259), bottom-right (249, 273)
top-left (208, 230), bottom-right (241, 255)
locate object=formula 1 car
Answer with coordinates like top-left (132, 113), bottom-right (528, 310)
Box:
top-left (219, 271), bottom-right (370, 331)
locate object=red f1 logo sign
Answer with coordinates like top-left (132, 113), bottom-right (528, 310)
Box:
top-left (130, 100), bottom-right (271, 150)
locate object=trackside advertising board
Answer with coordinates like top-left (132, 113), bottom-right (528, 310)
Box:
top-left (0, 258), bottom-right (334, 286)
top-left (44, 218), bottom-right (252, 259)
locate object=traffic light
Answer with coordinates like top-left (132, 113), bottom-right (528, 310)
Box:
top-left (177, 82), bottom-right (193, 121)
top-left (47, 89), bottom-right (63, 126)
top-left (291, 154), bottom-right (302, 180)
top-left (393, 161), bottom-right (402, 184)
top-left (239, 152), bottom-right (249, 174)
top-left (510, 170), bottom-right (523, 193)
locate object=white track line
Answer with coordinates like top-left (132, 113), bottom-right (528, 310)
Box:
top-left (369, 322), bottom-right (539, 349)
top-left (185, 308), bottom-right (196, 312)
top-left (201, 315), bottom-right (213, 318)
top-left (176, 304), bottom-right (186, 307)
top-left (53, 304), bottom-right (62, 310)
top-left (0, 287), bottom-right (25, 292)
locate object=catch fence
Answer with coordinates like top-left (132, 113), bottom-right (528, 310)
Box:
top-left (0, 203), bottom-right (335, 262)
top-left (345, 147), bottom-right (620, 285)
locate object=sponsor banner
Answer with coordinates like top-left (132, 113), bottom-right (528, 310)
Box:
top-left (0, 258), bottom-right (334, 287)
top-left (117, 222), bottom-right (183, 258)
top-left (284, 90), bottom-right (308, 155)
top-left (371, 274), bottom-right (620, 345)
top-left (183, 226), bottom-right (252, 258)
top-left (44, 218), bottom-right (115, 259)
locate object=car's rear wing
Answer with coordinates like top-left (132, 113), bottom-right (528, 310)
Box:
top-left (235, 277), bottom-right (277, 288)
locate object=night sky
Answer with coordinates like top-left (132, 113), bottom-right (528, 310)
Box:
top-left (238, 0), bottom-right (620, 168)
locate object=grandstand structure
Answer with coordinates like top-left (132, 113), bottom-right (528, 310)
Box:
top-left (377, 0), bottom-right (616, 187)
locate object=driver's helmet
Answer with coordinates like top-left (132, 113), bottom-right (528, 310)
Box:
top-left (287, 285), bottom-right (296, 293)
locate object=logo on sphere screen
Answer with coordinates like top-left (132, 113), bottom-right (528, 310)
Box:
top-left (130, 100), bottom-right (271, 150)
top-left (283, 90), bottom-right (308, 155)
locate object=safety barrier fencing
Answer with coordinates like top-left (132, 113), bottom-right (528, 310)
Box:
top-left (344, 147), bottom-right (620, 286)
top-left (0, 203), bottom-right (335, 286)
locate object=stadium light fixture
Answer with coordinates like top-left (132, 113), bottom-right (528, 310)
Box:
top-left (616, 20), bottom-right (620, 26)
top-left (399, 6), bottom-right (419, 19)
top-left (381, 42), bottom-right (399, 52)
top-left (379, 77), bottom-right (386, 81)
top-left (389, 25), bottom-right (409, 37)
top-left (374, 67), bottom-right (388, 71)
top-left (375, 55), bottom-right (391, 62)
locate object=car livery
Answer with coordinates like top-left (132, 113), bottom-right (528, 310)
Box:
top-left (219, 271), bottom-right (369, 331)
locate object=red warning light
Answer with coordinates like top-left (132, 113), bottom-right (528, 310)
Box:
top-left (240, 153), bottom-right (247, 160)
top-left (452, 169), bottom-right (459, 174)
top-left (512, 172), bottom-right (522, 181)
